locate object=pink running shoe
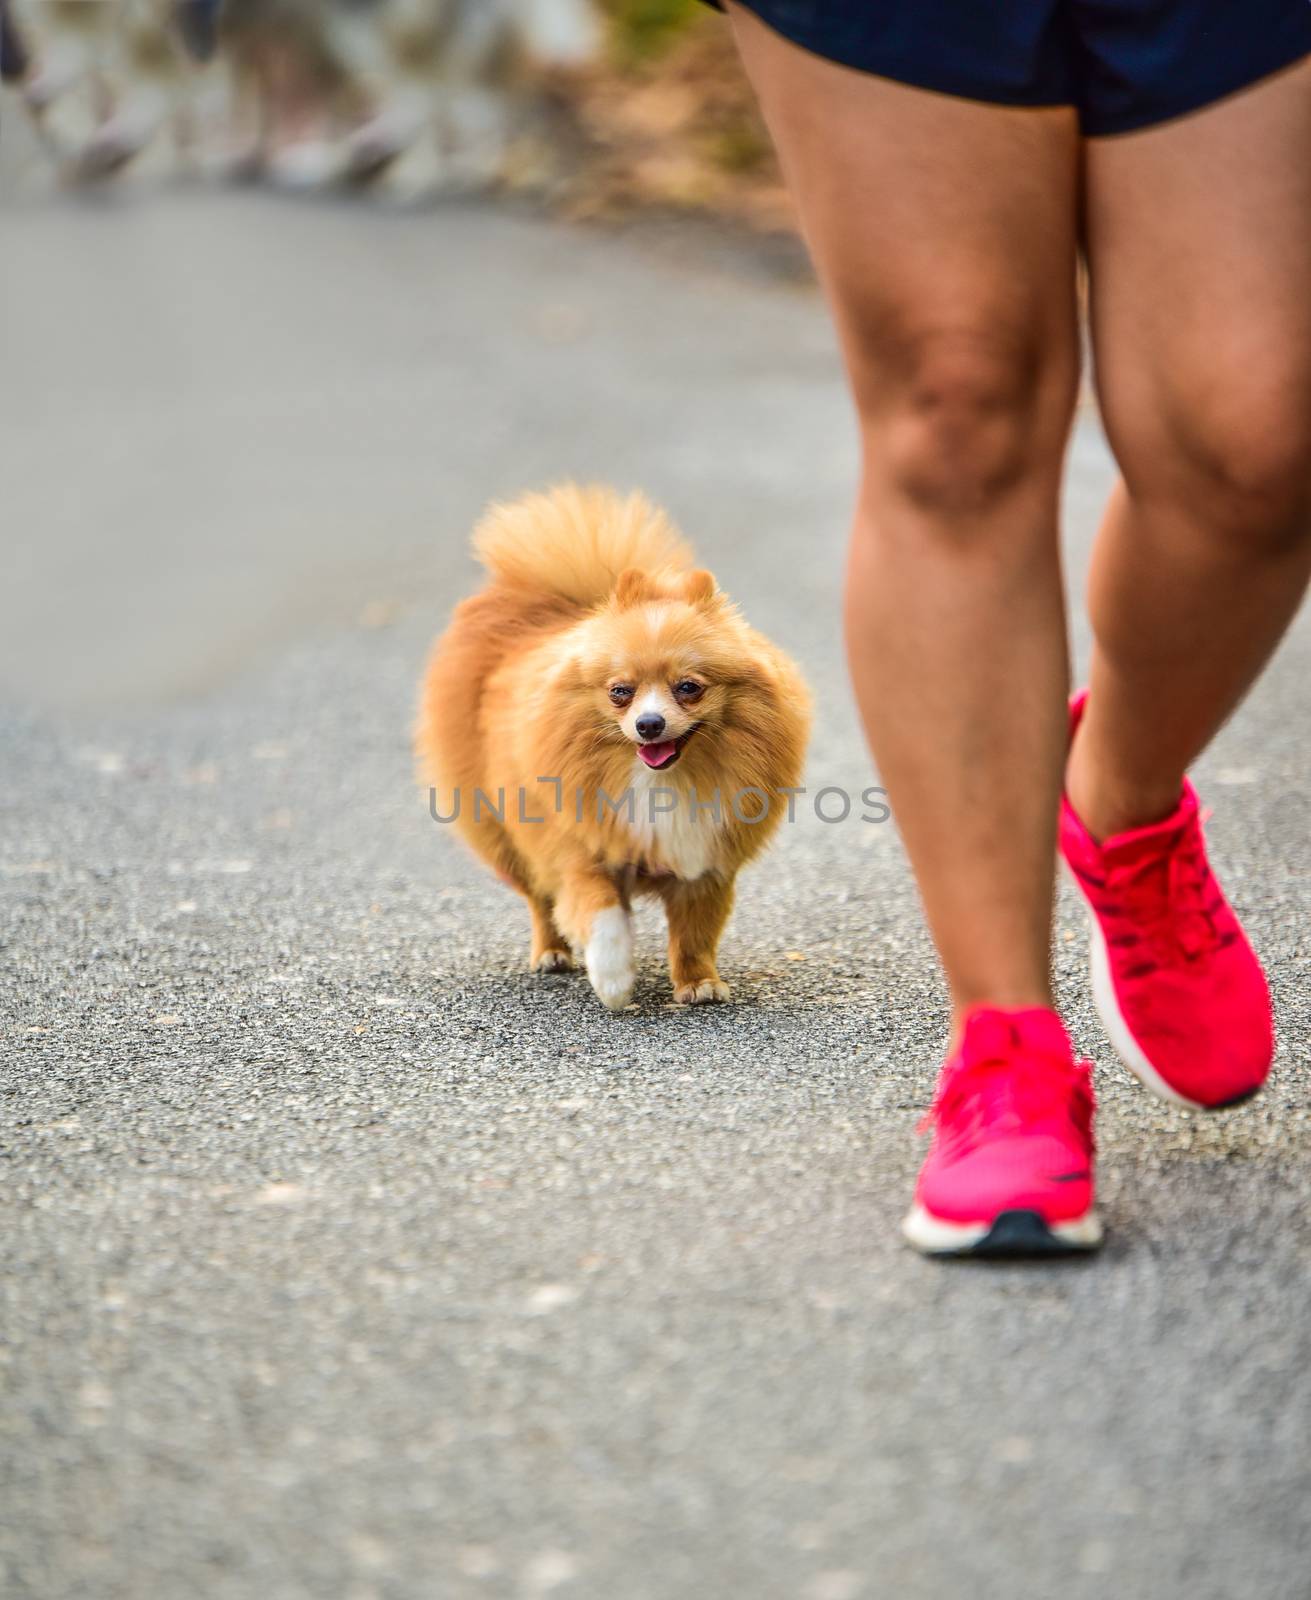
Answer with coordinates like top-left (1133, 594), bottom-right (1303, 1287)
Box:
top-left (904, 1006), bottom-right (1101, 1256)
top-left (1061, 692), bottom-right (1274, 1111)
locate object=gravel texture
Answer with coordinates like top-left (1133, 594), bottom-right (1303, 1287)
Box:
top-left (2, 193), bottom-right (1309, 1600)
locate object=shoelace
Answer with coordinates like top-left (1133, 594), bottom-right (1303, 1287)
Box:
top-left (1101, 810), bottom-right (1221, 969)
top-left (921, 1050), bottom-right (1094, 1153)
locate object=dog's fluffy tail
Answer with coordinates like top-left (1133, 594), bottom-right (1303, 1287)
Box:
top-left (470, 484), bottom-right (693, 608)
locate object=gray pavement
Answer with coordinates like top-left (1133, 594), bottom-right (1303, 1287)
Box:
top-left (2, 190), bottom-right (1310, 1600)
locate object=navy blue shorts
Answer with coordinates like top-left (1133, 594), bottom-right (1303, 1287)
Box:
top-left (707, 1), bottom-right (1311, 135)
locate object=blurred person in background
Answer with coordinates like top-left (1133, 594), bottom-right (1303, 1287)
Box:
top-left (8, 0), bottom-right (598, 191)
top-left (331, 0), bottom-right (599, 193)
top-left (217, 0), bottom-right (598, 193)
top-left (713, 1), bottom-right (1311, 1255)
top-left (217, 0), bottom-right (364, 184)
top-left (1, 0), bottom-right (33, 85)
top-left (176, 0), bottom-right (220, 64)
top-left (11, 0), bottom-right (204, 176)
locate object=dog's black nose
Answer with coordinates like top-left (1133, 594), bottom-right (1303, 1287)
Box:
top-left (636, 713), bottom-right (666, 740)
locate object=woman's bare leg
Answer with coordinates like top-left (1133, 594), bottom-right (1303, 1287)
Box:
top-left (1068, 60), bottom-right (1311, 840)
top-left (727, 6), bottom-right (1081, 1021)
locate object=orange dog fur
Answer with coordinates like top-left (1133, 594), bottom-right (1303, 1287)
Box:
top-left (416, 484), bottom-right (810, 1009)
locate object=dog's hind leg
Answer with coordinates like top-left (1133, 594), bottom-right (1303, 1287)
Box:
top-left (554, 868), bottom-right (634, 1011)
top-left (529, 896), bottom-right (573, 974)
top-left (661, 874), bottom-right (735, 1004)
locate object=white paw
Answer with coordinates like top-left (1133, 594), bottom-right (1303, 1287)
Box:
top-left (585, 907), bottom-right (635, 1011)
top-left (674, 977), bottom-right (731, 1005)
top-left (532, 948), bottom-right (573, 973)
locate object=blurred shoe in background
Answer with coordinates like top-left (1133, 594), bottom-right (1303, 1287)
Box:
top-left (6, 0), bottom-right (600, 194)
top-left (11, 0), bottom-right (208, 178)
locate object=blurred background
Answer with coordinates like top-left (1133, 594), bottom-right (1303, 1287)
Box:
top-left (1, 0), bottom-right (806, 712)
top-left (1, 0), bottom-right (787, 217)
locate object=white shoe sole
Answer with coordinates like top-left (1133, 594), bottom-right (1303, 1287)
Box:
top-left (903, 1203), bottom-right (1103, 1257)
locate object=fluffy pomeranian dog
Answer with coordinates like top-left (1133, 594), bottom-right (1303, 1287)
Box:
top-left (417, 485), bottom-right (810, 1011)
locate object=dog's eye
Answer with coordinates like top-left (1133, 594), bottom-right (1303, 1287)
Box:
top-left (609, 685), bottom-right (635, 706)
top-left (674, 680), bottom-right (704, 702)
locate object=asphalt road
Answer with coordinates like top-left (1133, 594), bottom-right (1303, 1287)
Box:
top-left (2, 190), bottom-right (1310, 1600)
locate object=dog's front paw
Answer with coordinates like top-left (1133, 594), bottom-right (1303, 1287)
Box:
top-left (585, 908), bottom-right (635, 1011)
top-left (532, 947), bottom-right (574, 973)
top-left (673, 977), bottom-right (732, 1005)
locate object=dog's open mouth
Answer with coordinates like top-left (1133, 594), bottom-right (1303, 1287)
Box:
top-left (636, 726), bottom-right (698, 770)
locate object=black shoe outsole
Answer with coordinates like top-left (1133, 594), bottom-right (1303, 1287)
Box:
top-left (953, 1209), bottom-right (1101, 1258)
top-left (1206, 1085), bottom-right (1262, 1112)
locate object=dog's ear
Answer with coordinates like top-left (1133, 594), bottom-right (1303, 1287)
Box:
top-left (681, 569), bottom-right (717, 605)
top-left (614, 568), bottom-right (653, 608)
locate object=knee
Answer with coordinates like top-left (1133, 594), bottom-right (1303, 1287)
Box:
top-left (1137, 380), bottom-right (1311, 549)
top-left (858, 325), bottom-right (1076, 516)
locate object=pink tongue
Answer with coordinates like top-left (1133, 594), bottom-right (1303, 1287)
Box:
top-left (638, 741), bottom-right (677, 769)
